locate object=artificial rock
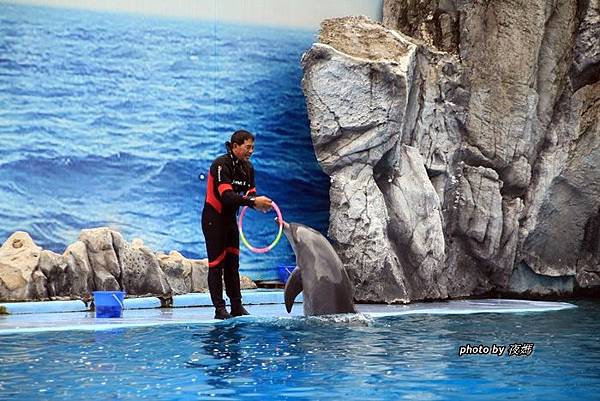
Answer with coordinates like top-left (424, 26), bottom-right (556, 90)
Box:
top-left (302, 2), bottom-right (600, 301)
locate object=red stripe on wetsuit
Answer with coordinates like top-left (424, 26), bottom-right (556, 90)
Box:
top-left (208, 247), bottom-right (240, 268)
top-left (218, 183), bottom-right (233, 196)
top-left (205, 172), bottom-right (222, 214)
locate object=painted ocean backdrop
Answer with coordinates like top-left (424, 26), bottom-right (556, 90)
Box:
top-left (0, 3), bottom-right (330, 280)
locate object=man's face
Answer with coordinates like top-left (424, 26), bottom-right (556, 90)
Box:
top-left (232, 139), bottom-right (254, 161)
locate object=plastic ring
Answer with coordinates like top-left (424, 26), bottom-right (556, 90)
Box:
top-left (238, 201), bottom-right (283, 254)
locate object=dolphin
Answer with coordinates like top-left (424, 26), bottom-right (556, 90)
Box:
top-left (281, 221), bottom-right (357, 316)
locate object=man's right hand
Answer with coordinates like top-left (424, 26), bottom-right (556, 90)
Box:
top-left (254, 196), bottom-right (272, 212)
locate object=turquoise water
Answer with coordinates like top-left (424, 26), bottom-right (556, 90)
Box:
top-left (1, 301), bottom-right (599, 400)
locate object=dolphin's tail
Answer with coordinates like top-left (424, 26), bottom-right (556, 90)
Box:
top-left (284, 267), bottom-right (302, 313)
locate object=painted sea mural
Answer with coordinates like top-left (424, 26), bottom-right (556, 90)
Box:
top-left (0, 2), bottom-right (352, 280)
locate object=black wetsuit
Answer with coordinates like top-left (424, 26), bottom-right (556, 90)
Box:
top-left (201, 148), bottom-right (256, 311)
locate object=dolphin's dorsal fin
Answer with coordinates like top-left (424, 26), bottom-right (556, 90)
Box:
top-left (284, 268), bottom-right (303, 313)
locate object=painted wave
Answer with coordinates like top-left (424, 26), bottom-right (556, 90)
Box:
top-left (0, 4), bottom-right (329, 279)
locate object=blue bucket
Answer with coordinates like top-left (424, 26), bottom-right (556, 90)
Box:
top-left (93, 291), bottom-right (125, 318)
top-left (278, 265), bottom-right (296, 284)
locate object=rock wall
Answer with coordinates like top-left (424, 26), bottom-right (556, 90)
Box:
top-left (0, 228), bottom-right (256, 302)
top-left (302, 0), bottom-right (599, 302)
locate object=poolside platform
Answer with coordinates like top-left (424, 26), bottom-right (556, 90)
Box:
top-left (0, 290), bottom-right (576, 334)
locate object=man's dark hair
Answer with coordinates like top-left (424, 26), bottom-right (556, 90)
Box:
top-left (230, 130), bottom-right (255, 146)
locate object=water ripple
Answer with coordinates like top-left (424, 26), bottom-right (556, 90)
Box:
top-left (0, 304), bottom-right (588, 400)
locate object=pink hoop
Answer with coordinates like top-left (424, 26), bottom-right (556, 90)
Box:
top-left (238, 201), bottom-right (283, 254)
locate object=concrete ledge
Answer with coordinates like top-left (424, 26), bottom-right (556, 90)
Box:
top-left (124, 297), bottom-right (162, 310)
top-left (0, 290), bottom-right (297, 315)
top-left (172, 290), bottom-right (302, 308)
top-left (0, 300), bottom-right (88, 315)
top-left (243, 290), bottom-right (293, 305)
top-left (0, 300), bottom-right (576, 335)
top-left (172, 293), bottom-right (213, 307)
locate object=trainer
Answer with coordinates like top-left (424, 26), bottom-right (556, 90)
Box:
top-left (201, 130), bottom-right (272, 319)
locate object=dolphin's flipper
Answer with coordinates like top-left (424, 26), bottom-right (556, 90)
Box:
top-left (284, 268), bottom-right (303, 313)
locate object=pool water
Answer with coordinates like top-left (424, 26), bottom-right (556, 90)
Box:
top-left (1, 301), bottom-right (599, 400)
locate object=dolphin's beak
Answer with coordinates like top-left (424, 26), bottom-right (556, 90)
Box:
top-left (279, 219), bottom-right (298, 264)
top-left (282, 222), bottom-right (295, 251)
top-left (277, 218), bottom-right (292, 238)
